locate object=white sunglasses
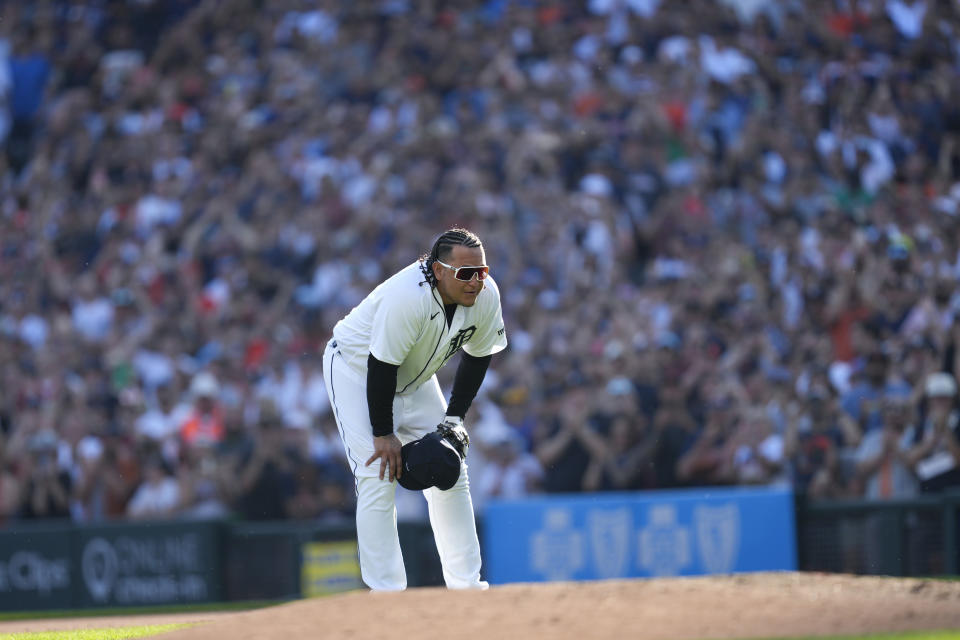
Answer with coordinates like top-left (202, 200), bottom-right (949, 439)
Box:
top-left (435, 259), bottom-right (490, 281)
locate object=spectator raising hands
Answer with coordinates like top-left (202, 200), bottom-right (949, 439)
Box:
top-left (3, 0), bottom-right (960, 523)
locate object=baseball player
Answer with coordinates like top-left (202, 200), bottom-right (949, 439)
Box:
top-left (322, 228), bottom-right (507, 591)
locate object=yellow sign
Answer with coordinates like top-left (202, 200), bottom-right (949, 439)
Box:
top-left (301, 541), bottom-right (364, 596)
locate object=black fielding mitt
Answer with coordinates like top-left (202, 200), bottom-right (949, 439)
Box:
top-left (436, 419), bottom-right (469, 460)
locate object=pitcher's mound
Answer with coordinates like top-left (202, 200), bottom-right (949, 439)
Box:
top-left (162, 573), bottom-right (960, 640)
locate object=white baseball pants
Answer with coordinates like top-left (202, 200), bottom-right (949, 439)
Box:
top-left (322, 342), bottom-right (488, 591)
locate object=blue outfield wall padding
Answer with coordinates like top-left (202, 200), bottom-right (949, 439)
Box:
top-left (483, 486), bottom-right (797, 584)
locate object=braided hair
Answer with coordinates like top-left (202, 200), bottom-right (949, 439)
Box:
top-left (419, 228), bottom-right (482, 288)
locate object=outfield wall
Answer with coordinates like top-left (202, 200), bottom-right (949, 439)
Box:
top-left (1, 488), bottom-right (959, 611)
top-left (483, 486), bottom-right (797, 583)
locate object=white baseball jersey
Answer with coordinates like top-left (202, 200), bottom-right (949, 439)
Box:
top-left (331, 261), bottom-right (507, 392)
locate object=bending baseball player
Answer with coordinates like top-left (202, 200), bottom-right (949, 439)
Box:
top-left (323, 228), bottom-right (507, 591)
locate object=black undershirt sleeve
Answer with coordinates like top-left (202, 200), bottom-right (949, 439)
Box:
top-left (367, 353), bottom-right (399, 437)
top-left (446, 352), bottom-right (492, 419)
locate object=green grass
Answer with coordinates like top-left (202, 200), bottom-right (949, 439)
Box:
top-left (0, 600), bottom-right (280, 623)
top-left (0, 622), bottom-right (195, 640)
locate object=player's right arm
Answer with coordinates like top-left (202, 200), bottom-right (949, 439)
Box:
top-left (366, 354), bottom-right (403, 481)
top-left (363, 286), bottom-right (424, 481)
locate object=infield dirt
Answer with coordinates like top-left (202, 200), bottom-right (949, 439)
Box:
top-left (6, 573), bottom-right (960, 639)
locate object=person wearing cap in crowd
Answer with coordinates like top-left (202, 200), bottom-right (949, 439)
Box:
top-left (905, 372), bottom-right (960, 493)
top-left (850, 391), bottom-right (924, 569)
top-left (71, 435), bottom-right (107, 522)
top-left (853, 395), bottom-right (919, 500)
top-left (232, 404), bottom-right (298, 521)
top-left (473, 422), bottom-right (544, 506)
top-left (20, 428), bottom-right (71, 520)
top-left (322, 228), bottom-right (506, 591)
top-left (179, 372), bottom-right (225, 449)
top-left (783, 382), bottom-right (861, 499)
top-left (841, 350), bottom-right (913, 434)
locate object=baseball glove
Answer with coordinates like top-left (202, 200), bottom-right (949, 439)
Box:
top-left (436, 419), bottom-right (469, 460)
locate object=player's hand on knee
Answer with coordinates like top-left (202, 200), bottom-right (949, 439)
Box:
top-left (367, 434), bottom-right (403, 482)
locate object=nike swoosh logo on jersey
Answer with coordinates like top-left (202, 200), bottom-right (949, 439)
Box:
top-left (431, 312), bottom-right (440, 320)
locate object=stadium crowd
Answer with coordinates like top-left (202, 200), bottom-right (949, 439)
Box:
top-left (2, 0), bottom-right (960, 526)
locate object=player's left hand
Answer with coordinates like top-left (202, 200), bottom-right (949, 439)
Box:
top-left (367, 434), bottom-right (403, 482)
top-left (437, 417), bottom-right (469, 460)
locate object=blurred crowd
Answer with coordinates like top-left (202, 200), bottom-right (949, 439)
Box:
top-left (2, 0), bottom-right (960, 526)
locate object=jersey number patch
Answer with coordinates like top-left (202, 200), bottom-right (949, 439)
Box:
top-left (443, 325), bottom-right (477, 361)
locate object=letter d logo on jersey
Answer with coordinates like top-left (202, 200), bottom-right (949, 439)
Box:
top-left (443, 326), bottom-right (476, 361)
